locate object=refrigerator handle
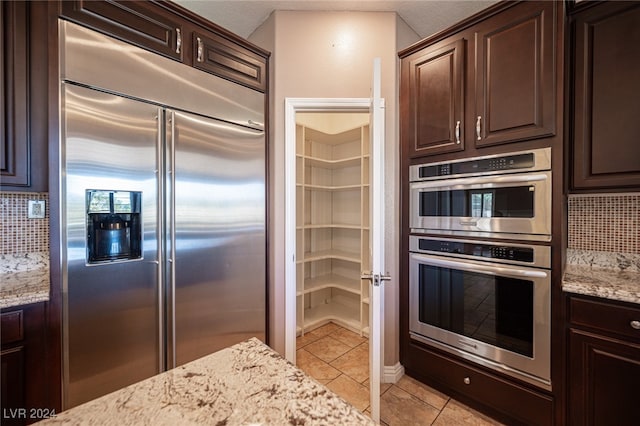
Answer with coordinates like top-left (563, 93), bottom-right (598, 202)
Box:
top-left (168, 110), bottom-right (177, 368)
top-left (155, 108), bottom-right (165, 373)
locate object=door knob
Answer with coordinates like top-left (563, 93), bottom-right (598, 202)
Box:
top-left (361, 272), bottom-right (391, 286)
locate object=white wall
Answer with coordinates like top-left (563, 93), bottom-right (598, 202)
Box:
top-left (250, 10), bottom-right (419, 369)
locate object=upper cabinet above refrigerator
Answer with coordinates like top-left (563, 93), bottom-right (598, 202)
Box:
top-left (59, 0), bottom-right (269, 92)
top-left (60, 0), bottom-right (185, 61)
top-left (59, 21), bottom-right (265, 131)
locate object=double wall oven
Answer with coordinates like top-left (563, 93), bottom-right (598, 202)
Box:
top-left (408, 148), bottom-right (552, 390)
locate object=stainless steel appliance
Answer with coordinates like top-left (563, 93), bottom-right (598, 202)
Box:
top-left (409, 148), bottom-right (551, 241)
top-left (60, 21), bottom-right (266, 408)
top-left (409, 236), bottom-right (551, 389)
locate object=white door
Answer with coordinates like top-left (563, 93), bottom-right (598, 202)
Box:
top-left (364, 57), bottom-right (387, 423)
top-left (283, 59), bottom-right (386, 423)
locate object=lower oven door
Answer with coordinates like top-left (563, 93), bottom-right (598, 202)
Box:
top-left (409, 251), bottom-right (551, 388)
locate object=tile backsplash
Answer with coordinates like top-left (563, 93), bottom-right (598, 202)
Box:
top-left (1, 191), bottom-right (637, 255)
top-left (0, 192), bottom-right (50, 255)
top-left (568, 193), bottom-right (639, 254)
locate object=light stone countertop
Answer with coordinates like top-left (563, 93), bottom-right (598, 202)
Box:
top-left (562, 249), bottom-right (640, 305)
top-left (38, 337), bottom-right (375, 425)
top-left (0, 252), bottom-right (50, 309)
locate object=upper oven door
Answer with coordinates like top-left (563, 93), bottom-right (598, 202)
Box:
top-left (410, 171), bottom-right (551, 240)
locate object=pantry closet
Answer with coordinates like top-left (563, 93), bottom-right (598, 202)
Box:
top-left (295, 112), bottom-right (371, 337)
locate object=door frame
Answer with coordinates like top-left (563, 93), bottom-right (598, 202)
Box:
top-left (284, 98), bottom-right (372, 363)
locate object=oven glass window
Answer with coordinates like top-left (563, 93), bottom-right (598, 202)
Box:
top-left (418, 264), bottom-right (533, 357)
top-left (419, 186), bottom-right (534, 218)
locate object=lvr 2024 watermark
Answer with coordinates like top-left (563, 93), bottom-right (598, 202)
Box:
top-left (3, 408), bottom-right (57, 420)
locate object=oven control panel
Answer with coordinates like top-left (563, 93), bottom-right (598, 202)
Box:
top-left (409, 147), bottom-right (551, 183)
top-left (417, 239), bottom-right (534, 262)
top-left (418, 152), bottom-right (535, 178)
top-left (410, 236), bottom-right (550, 269)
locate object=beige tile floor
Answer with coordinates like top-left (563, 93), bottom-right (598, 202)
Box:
top-left (296, 322), bottom-right (505, 426)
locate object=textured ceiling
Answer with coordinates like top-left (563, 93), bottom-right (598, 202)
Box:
top-left (173, 0), bottom-right (499, 39)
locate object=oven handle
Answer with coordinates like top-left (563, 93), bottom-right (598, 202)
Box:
top-left (411, 252), bottom-right (549, 279)
top-left (410, 171), bottom-right (549, 190)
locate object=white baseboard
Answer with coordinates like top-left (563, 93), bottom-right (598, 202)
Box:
top-left (382, 362), bottom-right (405, 383)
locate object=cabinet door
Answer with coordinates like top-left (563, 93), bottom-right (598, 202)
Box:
top-left (1, 303), bottom-right (49, 423)
top-left (1, 1), bottom-right (30, 187)
top-left (572, 2), bottom-right (640, 189)
top-left (60, 0), bottom-right (183, 61)
top-left (474, 1), bottom-right (556, 148)
top-left (404, 37), bottom-right (465, 157)
top-left (568, 329), bottom-right (640, 425)
top-left (1, 347), bottom-right (25, 425)
top-left (1, 309), bottom-right (26, 419)
top-left (1, 1), bottom-right (49, 192)
top-left (193, 31), bottom-right (267, 92)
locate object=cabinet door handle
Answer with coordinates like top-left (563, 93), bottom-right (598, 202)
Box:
top-left (631, 320), bottom-right (640, 330)
top-left (175, 28), bottom-right (182, 54)
top-left (455, 120), bottom-right (461, 144)
top-left (476, 116), bottom-right (482, 140)
top-left (196, 37), bottom-right (204, 63)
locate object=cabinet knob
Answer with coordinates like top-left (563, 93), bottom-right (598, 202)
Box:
top-left (476, 116), bottom-right (482, 140)
top-left (463, 377), bottom-right (471, 385)
top-left (631, 320), bottom-right (640, 330)
top-left (455, 120), bottom-right (461, 144)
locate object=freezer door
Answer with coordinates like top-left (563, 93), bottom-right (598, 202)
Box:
top-left (62, 83), bottom-right (162, 408)
top-left (169, 110), bottom-right (266, 367)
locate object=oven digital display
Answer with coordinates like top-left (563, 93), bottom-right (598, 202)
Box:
top-left (419, 153), bottom-right (535, 178)
top-left (418, 264), bottom-right (534, 357)
top-left (417, 239), bottom-right (535, 263)
top-left (419, 186), bottom-right (534, 218)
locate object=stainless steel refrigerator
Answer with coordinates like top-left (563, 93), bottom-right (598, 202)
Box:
top-left (60, 21), bottom-right (266, 408)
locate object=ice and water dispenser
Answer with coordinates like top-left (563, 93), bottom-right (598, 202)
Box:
top-left (86, 190), bottom-right (142, 263)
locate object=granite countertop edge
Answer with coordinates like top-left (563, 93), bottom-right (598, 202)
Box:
top-left (38, 337), bottom-right (375, 425)
top-left (0, 252), bottom-right (50, 309)
top-left (562, 249), bottom-right (640, 305)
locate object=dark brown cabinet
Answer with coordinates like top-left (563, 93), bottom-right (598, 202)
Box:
top-left (570, 1), bottom-right (640, 190)
top-left (1, 1), bottom-right (49, 192)
top-left (567, 295), bottom-right (640, 425)
top-left (193, 31), bottom-right (267, 92)
top-left (1, 303), bottom-right (51, 425)
top-left (474, 1), bottom-right (556, 148)
top-left (1, 0), bottom-right (28, 187)
top-left (60, 0), bottom-right (184, 61)
top-left (400, 1), bottom-right (557, 159)
top-left (59, 1), bottom-right (269, 93)
top-left (403, 37), bottom-right (465, 157)
top-left (404, 342), bottom-right (553, 425)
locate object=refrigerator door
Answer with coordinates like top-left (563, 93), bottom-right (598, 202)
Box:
top-left (62, 83), bottom-right (162, 408)
top-left (168, 110), bottom-right (266, 367)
